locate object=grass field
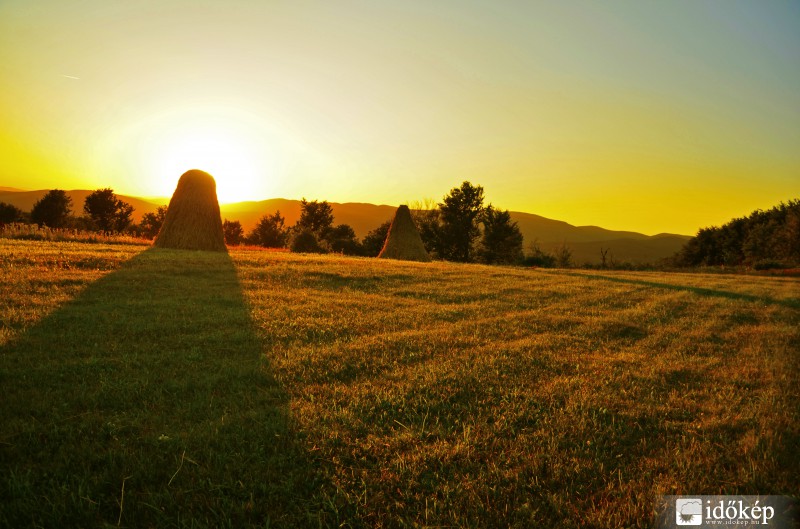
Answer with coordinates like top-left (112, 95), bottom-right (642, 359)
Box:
top-left (1, 239), bottom-right (798, 527)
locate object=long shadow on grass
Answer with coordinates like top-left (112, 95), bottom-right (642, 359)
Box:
top-left (554, 271), bottom-right (800, 309)
top-left (0, 248), bottom-right (329, 527)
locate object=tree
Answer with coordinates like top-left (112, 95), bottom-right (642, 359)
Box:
top-left (409, 199), bottom-right (442, 257)
top-left (555, 242), bottom-right (573, 268)
top-left (247, 211), bottom-right (288, 248)
top-left (296, 198), bottom-right (334, 237)
top-left (599, 247), bottom-right (611, 269)
top-left (290, 229), bottom-right (324, 253)
top-left (31, 189), bottom-right (72, 228)
top-left (523, 240), bottom-right (557, 268)
top-left (325, 224), bottom-right (361, 255)
top-left (290, 199), bottom-right (360, 254)
top-left (673, 199), bottom-right (800, 268)
top-left (478, 205), bottom-right (523, 264)
top-left (0, 202), bottom-right (23, 223)
top-left (362, 220), bottom-right (391, 257)
top-left (139, 206), bottom-right (168, 239)
top-left (223, 219), bottom-right (244, 246)
top-left (83, 188), bottom-right (134, 232)
top-left (437, 181), bottom-right (485, 262)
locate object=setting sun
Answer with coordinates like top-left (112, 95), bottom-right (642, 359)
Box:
top-left (145, 116), bottom-right (269, 204)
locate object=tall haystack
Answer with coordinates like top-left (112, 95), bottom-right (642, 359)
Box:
top-left (154, 169), bottom-right (226, 252)
top-left (378, 205), bottom-right (431, 262)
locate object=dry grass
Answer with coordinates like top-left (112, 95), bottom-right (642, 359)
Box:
top-left (0, 222), bottom-right (150, 245)
top-left (234, 252), bottom-right (799, 526)
top-left (1, 240), bottom-right (798, 527)
top-left (154, 169), bottom-right (226, 251)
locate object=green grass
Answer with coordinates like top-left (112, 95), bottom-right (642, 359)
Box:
top-left (1, 239), bottom-right (798, 527)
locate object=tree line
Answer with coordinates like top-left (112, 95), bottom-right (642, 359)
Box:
top-left (229, 181), bottom-right (526, 264)
top-left (14, 184), bottom-right (793, 270)
top-left (0, 189), bottom-right (140, 233)
top-left (672, 199), bottom-right (800, 269)
top-left (0, 182), bottom-right (527, 264)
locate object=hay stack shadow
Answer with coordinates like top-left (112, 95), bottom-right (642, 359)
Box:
top-left (0, 249), bottom-right (326, 525)
top-left (154, 169), bottom-right (226, 251)
top-left (378, 205), bottom-right (431, 262)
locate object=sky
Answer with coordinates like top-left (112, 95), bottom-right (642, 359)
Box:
top-left (1, 1), bottom-right (798, 235)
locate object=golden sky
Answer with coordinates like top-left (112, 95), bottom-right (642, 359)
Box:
top-left (1, 1), bottom-right (798, 234)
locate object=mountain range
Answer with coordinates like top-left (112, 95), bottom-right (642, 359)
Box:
top-left (0, 188), bottom-right (691, 264)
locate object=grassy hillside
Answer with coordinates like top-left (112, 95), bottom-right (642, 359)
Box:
top-left (1, 240), bottom-right (797, 527)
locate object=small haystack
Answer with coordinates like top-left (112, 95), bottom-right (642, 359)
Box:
top-left (378, 205), bottom-right (431, 262)
top-left (154, 169), bottom-right (226, 252)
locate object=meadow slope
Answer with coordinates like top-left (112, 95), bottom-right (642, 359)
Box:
top-left (0, 240), bottom-right (797, 527)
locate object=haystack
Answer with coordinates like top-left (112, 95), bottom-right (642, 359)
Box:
top-left (378, 205), bottom-right (431, 262)
top-left (154, 169), bottom-right (226, 252)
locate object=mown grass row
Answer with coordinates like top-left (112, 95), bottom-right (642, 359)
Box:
top-left (1, 240), bottom-right (798, 527)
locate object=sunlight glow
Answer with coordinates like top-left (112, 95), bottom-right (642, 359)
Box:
top-left (144, 112), bottom-right (273, 204)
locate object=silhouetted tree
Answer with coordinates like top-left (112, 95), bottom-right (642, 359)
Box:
top-left (555, 242), bottom-right (573, 268)
top-left (222, 219), bottom-right (244, 246)
top-left (478, 205), bottom-right (523, 264)
top-left (362, 220), bottom-right (391, 257)
top-left (409, 199), bottom-right (442, 257)
top-left (247, 211), bottom-right (288, 248)
top-left (296, 198), bottom-right (334, 238)
top-left (139, 206), bottom-right (168, 239)
top-left (0, 202), bottom-right (23, 223)
top-left (674, 199), bottom-right (800, 267)
top-left (31, 189), bottom-right (72, 228)
top-left (83, 188), bottom-right (134, 232)
top-left (290, 229), bottom-right (324, 253)
top-left (438, 181), bottom-right (485, 262)
top-left (599, 247), bottom-right (610, 269)
top-left (325, 224), bottom-right (361, 255)
top-left (523, 240), bottom-right (557, 268)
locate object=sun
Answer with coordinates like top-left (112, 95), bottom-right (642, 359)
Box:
top-left (159, 129), bottom-right (260, 204)
top-left (155, 126), bottom-right (261, 204)
top-left (142, 111), bottom-right (274, 204)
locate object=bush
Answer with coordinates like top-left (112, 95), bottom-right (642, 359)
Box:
top-left (522, 241), bottom-right (557, 268)
top-left (753, 260), bottom-right (788, 271)
top-left (290, 230), bottom-right (325, 253)
top-left (325, 224), bottom-right (362, 255)
top-left (0, 202), bottom-right (24, 223)
top-left (362, 221), bottom-right (391, 257)
top-left (223, 219), bottom-right (245, 246)
top-left (246, 212), bottom-right (288, 248)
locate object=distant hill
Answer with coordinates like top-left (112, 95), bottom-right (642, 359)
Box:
top-left (219, 199), bottom-right (398, 236)
top-left (508, 212), bottom-right (690, 264)
top-left (532, 235), bottom-right (691, 266)
top-left (1, 189), bottom-right (690, 264)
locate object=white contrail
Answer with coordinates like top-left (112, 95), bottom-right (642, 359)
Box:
top-left (61, 74), bottom-right (80, 80)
